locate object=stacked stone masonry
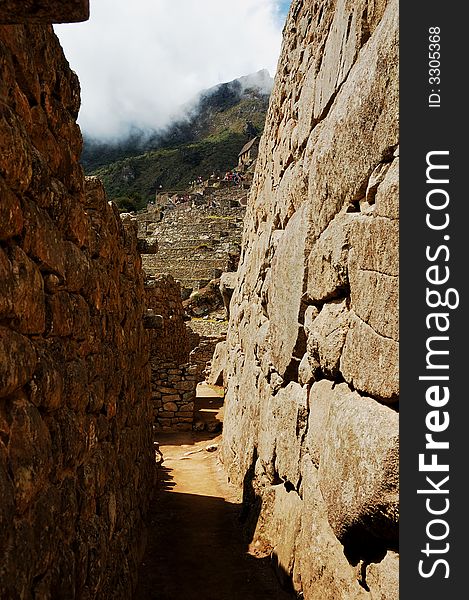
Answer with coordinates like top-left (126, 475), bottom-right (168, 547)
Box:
top-left (141, 202), bottom-right (245, 294)
top-left (145, 276), bottom-right (224, 430)
top-left (145, 274), bottom-right (196, 430)
top-left (0, 8), bottom-right (153, 599)
top-left (145, 273), bottom-right (191, 366)
top-left (189, 334), bottom-right (226, 382)
top-left (152, 363), bottom-right (198, 431)
top-left (221, 1), bottom-right (399, 599)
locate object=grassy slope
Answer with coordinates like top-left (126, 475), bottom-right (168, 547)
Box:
top-left (93, 131), bottom-right (248, 204)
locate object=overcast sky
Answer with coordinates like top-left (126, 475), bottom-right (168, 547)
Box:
top-left (55, 0), bottom-right (291, 140)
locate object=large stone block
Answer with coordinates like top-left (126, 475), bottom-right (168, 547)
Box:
top-left (305, 379), bottom-right (335, 467)
top-left (348, 216), bottom-right (398, 278)
top-left (295, 456), bottom-right (369, 600)
top-left (348, 267), bottom-right (398, 341)
top-left (207, 340), bottom-right (227, 386)
top-left (7, 391), bottom-right (52, 514)
top-left (305, 298), bottom-right (350, 378)
top-left (8, 246), bottom-right (46, 334)
top-left (0, 327), bottom-right (37, 398)
top-left (28, 342), bottom-right (64, 411)
top-left (375, 157), bottom-right (399, 220)
top-left (257, 382), bottom-right (308, 489)
top-left (367, 551), bottom-right (399, 600)
top-left (340, 313), bottom-right (399, 402)
top-left (319, 384), bottom-right (399, 552)
top-left (0, 104), bottom-right (33, 192)
top-left (304, 0), bottom-right (399, 238)
top-left (0, 248), bottom-right (14, 317)
top-left (0, 175), bottom-right (23, 239)
top-left (312, 0), bottom-right (376, 120)
top-left (252, 483), bottom-right (303, 589)
top-left (307, 213), bottom-right (358, 303)
top-left (268, 203), bottom-right (310, 376)
top-left (0, 441), bottom-right (15, 556)
top-left (46, 291), bottom-right (75, 337)
top-left (22, 200), bottom-right (66, 277)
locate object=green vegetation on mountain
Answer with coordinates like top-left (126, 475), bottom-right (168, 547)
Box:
top-left (82, 71), bottom-right (272, 210)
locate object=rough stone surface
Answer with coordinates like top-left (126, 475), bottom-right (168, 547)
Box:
top-left (367, 551), bottom-right (399, 600)
top-left (294, 456), bottom-right (370, 600)
top-left (145, 274), bottom-right (191, 366)
top-left (189, 334), bottom-right (225, 381)
top-left (306, 212), bottom-right (356, 303)
top-left (221, 1), bottom-right (399, 598)
top-left (0, 1), bottom-right (89, 23)
top-left (305, 298), bottom-right (350, 378)
top-left (183, 278), bottom-right (224, 317)
top-left (207, 340), bottom-right (228, 386)
top-left (305, 379), bottom-right (335, 467)
top-left (319, 384), bottom-right (399, 551)
top-left (152, 363), bottom-right (197, 430)
top-left (268, 203), bottom-right (310, 376)
top-left (340, 313), bottom-right (399, 402)
top-left (251, 484), bottom-right (303, 591)
top-left (220, 271), bottom-right (238, 318)
top-left (258, 382), bottom-right (308, 490)
top-left (0, 18), bottom-right (153, 599)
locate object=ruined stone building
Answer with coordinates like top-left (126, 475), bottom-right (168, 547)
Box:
top-left (1, 0), bottom-right (398, 599)
top-left (140, 202), bottom-right (245, 297)
top-left (237, 136), bottom-right (259, 170)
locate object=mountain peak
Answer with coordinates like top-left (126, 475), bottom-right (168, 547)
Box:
top-left (235, 69), bottom-right (273, 94)
top-left (200, 70), bottom-right (274, 104)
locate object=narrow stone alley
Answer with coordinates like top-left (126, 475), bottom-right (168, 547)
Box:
top-left (1, 2), bottom-right (400, 598)
top-left (134, 385), bottom-right (294, 600)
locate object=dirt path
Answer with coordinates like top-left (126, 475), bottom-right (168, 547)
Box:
top-left (134, 386), bottom-right (294, 600)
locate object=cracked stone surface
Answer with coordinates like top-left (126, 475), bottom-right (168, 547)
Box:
top-left (221, 1), bottom-right (399, 598)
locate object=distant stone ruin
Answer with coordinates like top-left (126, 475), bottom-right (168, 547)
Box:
top-left (139, 201), bottom-right (244, 297)
top-left (144, 274), bottom-right (225, 431)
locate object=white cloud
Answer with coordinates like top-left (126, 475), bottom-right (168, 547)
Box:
top-left (55, 0), bottom-right (284, 140)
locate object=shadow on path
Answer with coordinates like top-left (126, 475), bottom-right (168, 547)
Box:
top-left (134, 436), bottom-right (295, 600)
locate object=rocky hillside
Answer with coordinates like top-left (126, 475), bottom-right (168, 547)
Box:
top-left (219, 0), bottom-right (399, 598)
top-left (82, 70), bottom-right (272, 209)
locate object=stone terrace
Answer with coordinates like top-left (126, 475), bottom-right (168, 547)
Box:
top-left (139, 190), bottom-right (246, 294)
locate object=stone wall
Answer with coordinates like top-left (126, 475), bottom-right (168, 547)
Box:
top-left (149, 332), bottom-right (226, 430)
top-left (145, 273), bottom-right (191, 366)
top-left (152, 363), bottom-right (198, 431)
top-left (0, 11), bottom-right (153, 599)
top-left (145, 275), bottom-right (200, 430)
top-left (145, 279), bottom-right (225, 430)
top-left (221, 1), bottom-right (399, 598)
top-left (189, 334), bottom-right (226, 382)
